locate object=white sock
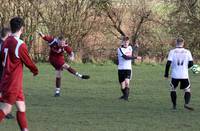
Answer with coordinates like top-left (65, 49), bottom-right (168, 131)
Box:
top-left (75, 72), bottom-right (82, 78)
top-left (55, 88), bottom-right (60, 93)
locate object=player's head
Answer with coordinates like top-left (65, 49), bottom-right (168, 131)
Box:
top-left (10, 17), bottom-right (25, 34)
top-left (57, 36), bottom-right (66, 47)
top-left (122, 36), bottom-right (130, 48)
top-left (176, 37), bottom-right (184, 47)
top-left (0, 27), bottom-right (11, 40)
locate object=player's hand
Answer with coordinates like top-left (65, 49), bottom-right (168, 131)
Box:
top-left (69, 56), bottom-right (74, 61)
top-left (164, 75), bottom-right (169, 80)
top-left (36, 30), bottom-right (44, 37)
top-left (33, 72), bottom-right (38, 76)
top-left (137, 56), bottom-right (142, 60)
top-left (69, 52), bottom-right (75, 61)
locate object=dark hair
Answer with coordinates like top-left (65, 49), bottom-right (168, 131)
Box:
top-left (58, 36), bottom-right (64, 41)
top-left (0, 27), bottom-right (10, 38)
top-left (123, 36), bottom-right (129, 41)
top-left (176, 37), bottom-right (184, 46)
top-left (10, 17), bottom-right (25, 33)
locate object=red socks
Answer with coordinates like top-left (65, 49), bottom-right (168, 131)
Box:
top-left (17, 111), bottom-right (28, 130)
top-left (0, 109), bottom-right (6, 122)
top-left (67, 67), bottom-right (77, 75)
top-left (56, 77), bottom-right (61, 88)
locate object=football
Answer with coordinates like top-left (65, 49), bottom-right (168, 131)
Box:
top-left (191, 64), bottom-right (200, 74)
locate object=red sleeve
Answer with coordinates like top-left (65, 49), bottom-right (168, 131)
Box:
top-left (19, 44), bottom-right (38, 75)
top-left (64, 44), bottom-right (73, 55)
top-left (42, 35), bottom-right (54, 43)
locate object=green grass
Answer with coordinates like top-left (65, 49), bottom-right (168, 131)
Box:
top-left (0, 63), bottom-right (200, 131)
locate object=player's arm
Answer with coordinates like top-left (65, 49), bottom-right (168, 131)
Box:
top-left (188, 51), bottom-right (193, 68)
top-left (121, 54), bottom-right (137, 60)
top-left (164, 61), bottom-right (171, 78)
top-left (64, 44), bottom-right (74, 60)
top-left (164, 50), bottom-right (173, 78)
top-left (188, 61), bottom-right (193, 68)
top-left (118, 48), bottom-right (134, 60)
top-left (19, 44), bottom-right (39, 76)
top-left (41, 35), bottom-right (54, 43)
top-left (120, 47), bottom-right (141, 60)
top-left (36, 31), bottom-right (45, 38)
top-left (37, 31), bottom-right (54, 43)
top-left (122, 54), bottom-right (142, 60)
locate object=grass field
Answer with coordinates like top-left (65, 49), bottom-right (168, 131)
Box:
top-left (0, 63), bottom-right (200, 131)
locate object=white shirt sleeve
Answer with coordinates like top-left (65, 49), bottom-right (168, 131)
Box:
top-left (167, 50), bottom-right (173, 61)
top-left (188, 51), bottom-right (193, 61)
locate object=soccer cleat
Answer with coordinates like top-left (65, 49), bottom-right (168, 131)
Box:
top-left (5, 113), bottom-right (14, 119)
top-left (172, 105), bottom-right (177, 110)
top-left (54, 88), bottom-right (61, 97)
top-left (22, 128), bottom-right (29, 131)
top-left (119, 95), bottom-right (125, 99)
top-left (124, 97), bottom-right (129, 101)
top-left (81, 75), bottom-right (90, 79)
top-left (54, 92), bottom-right (60, 97)
top-left (184, 104), bottom-right (194, 111)
top-left (123, 88), bottom-right (129, 101)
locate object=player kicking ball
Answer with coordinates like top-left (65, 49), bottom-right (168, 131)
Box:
top-left (117, 36), bottom-right (141, 101)
top-left (164, 38), bottom-right (194, 111)
top-left (37, 31), bottom-right (90, 97)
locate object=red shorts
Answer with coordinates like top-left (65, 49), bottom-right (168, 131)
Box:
top-left (0, 88), bottom-right (25, 105)
top-left (49, 56), bottom-right (65, 70)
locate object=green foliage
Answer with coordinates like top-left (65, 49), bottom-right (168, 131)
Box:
top-left (168, 0), bottom-right (200, 59)
top-left (152, 2), bottom-right (176, 17)
top-left (1, 0), bottom-right (200, 62)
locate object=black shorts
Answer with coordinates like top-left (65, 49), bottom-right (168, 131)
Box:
top-left (170, 78), bottom-right (190, 90)
top-left (118, 70), bottom-right (132, 83)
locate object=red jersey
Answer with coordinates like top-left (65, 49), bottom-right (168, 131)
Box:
top-left (0, 39), bottom-right (4, 79)
top-left (0, 35), bottom-right (38, 95)
top-left (42, 35), bottom-right (72, 57)
top-left (42, 35), bottom-right (73, 70)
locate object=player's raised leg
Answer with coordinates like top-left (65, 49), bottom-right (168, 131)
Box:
top-left (54, 70), bottom-right (62, 97)
top-left (62, 63), bottom-right (90, 79)
top-left (16, 101), bottom-right (29, 131)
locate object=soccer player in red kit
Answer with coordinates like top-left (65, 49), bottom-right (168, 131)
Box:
top-left (38, 31), bottom-right (90, 97)
top-left (0, 27), bottom-right (15, 119)
top-left (0, 17), bottom-right (38, 131)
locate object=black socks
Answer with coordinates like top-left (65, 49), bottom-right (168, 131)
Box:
top-left (170, 91), bottom-right (177, 107)
top-left (184, 92), bottom-right (191, 105)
